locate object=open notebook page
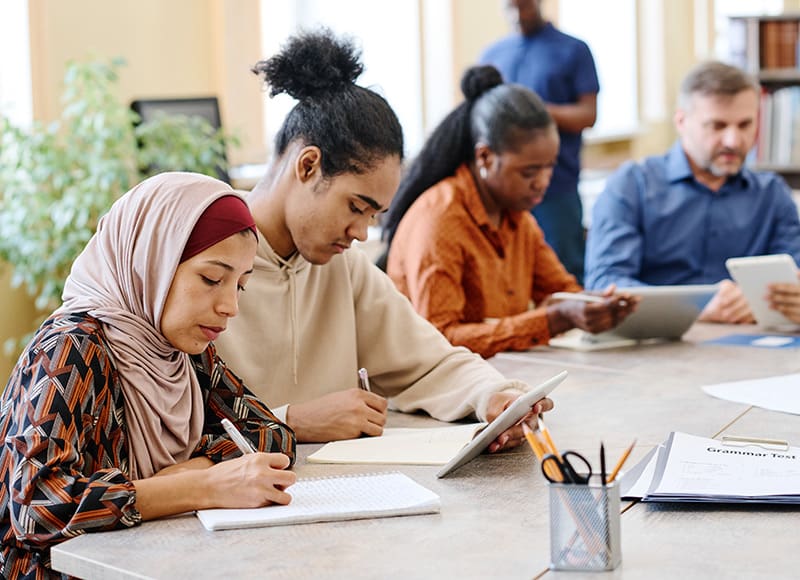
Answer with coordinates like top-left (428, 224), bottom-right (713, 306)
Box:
top-left (196, 472), bottom-right (441, 530)
top-left (306, 423), bottom-right (485, 465)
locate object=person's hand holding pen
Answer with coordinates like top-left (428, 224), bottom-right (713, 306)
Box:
top-left (358, 367), bottom-right (372, 392)
top-left (283, 367), bottom-right (388, 442)
top-left (546, 284), bottom-right (638, 336)
top-left (485, 393), bottom-right (555, 453)
top-left (144, 418), bottom-right (298, 512)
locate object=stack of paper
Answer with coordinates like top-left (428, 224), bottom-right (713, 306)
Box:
top-left (621, 432), bottom-right (800, 504)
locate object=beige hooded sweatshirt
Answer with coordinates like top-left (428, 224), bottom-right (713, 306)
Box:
top-left (215, 231), bottom-right (530, 423)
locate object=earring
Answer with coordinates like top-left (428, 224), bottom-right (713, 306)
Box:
top-left (479, 166), bottom-right (488, 180)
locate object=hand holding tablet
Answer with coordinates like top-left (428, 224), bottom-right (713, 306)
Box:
top-left (436, 370), bottom-right (567, 478)
top-left (726, 254), bottom-right (800, 328)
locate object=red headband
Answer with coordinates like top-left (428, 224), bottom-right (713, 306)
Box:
top-left (180, 195), bottom-right (257, 263)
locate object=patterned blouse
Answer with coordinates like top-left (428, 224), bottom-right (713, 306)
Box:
top-left (0, 313), bottom-right (296, 579)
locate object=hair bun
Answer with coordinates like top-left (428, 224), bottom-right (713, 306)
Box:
top-left (460, 65), bottom-right (503, 101)
top-left (252, 28), bottom-right (364, 99)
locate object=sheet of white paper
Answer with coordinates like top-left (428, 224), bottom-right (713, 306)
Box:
top-left (619, 446), bottom-right (662, 499)
top-left (648, 432), bottom-right (800, 499)
top-left (307, 424), bottom-right (485, 465)
top-left (702, 373), bottom-right (800, 415)
top-left (750, 336), bottom-right (794, 347)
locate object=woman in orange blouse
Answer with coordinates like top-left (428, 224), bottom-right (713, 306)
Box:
top-left (385, 66), bottom-right (635, 358)
top-left (0, 173), bottom-right (296, 578)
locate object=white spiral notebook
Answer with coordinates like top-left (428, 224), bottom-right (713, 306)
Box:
top-left (196, 472), bottom-right (441, 531)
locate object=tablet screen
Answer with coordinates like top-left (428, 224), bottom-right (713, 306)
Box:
top-left (436, 370), bottom-right (567, 478)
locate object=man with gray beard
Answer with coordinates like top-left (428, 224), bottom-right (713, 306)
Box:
top-left (585, 61), bottom-right (800, 324)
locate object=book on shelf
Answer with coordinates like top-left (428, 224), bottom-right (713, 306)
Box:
top-left (779, 20), bottom-right (799, 68)
top-left (758, 19), bottom-right (800, 69)
top-left (755, 86), bottom-right (800, 166)
top-left (730, 15), bottom-right (800, 73)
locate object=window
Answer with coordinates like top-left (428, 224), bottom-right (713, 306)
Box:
top-left (558, 0), bottom-right (639, 140)
top-left (259, 0), bottom-right (423, 156)
top-left (0, 0), bottom-right (32, 127)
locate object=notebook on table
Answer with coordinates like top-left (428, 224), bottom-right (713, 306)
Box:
top-left (196, 472), bottom-right (440, 531)
top-left (307, 423), bottom-right (486, 465)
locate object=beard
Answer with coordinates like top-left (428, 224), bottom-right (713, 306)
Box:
top-left (706, 149), bottom-right (745, 177)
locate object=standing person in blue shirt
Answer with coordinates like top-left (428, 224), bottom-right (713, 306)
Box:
top-left (585, 61), bottom-right (800, 323)
top-left (480, 0), bottom-right (599, 284)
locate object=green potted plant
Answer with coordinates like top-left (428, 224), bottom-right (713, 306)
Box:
top-left (0, 57), bottom-right (234, 351)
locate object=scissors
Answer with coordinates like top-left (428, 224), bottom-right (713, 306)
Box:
top-left (541, 451), bottom-right (592, 484)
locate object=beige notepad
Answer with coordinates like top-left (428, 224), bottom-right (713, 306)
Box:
top-left (196, 472), bottom-right (441, 530)
top-left (306, 423), bottom-right (486, 465)
top-left (548, 328), bottom-right (637, 351)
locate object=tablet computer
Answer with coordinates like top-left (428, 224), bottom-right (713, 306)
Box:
top-left (726, 254), bottom-right (799, 329)
top-left (603, 284), bottom-right (718, 340)
top-left (436, 370), bottom-right (567, 478)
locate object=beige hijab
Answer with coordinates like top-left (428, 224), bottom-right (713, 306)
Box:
top-left (58, 172), bottom-right (244, 479)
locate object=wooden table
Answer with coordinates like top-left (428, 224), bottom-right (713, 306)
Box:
top-left (51, 323), bottom-right (800, 579)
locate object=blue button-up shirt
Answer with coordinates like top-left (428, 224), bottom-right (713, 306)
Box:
top-left (480, 23), bottom-right (599, 196)
top-left (585, 142), bottom-right (800, 289)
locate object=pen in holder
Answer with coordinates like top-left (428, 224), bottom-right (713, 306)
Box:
top-left (548, 475), bottom-right (621, 571)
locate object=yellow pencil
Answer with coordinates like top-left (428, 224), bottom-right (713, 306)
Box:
top-left (522, 423), bottom-right (562, 482)
top-left (522, 422), bottom-right (546, 460)
top-left (537, 415), bottom-right (563, 461)
top-left (607, 439), bottom-right (636, 483)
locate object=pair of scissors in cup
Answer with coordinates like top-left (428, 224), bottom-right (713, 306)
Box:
top-left (541, 451), bottom-right (592, 484)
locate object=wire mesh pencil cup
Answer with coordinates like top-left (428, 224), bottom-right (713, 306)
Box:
top-left (548, 476), bottom-right (621, 571)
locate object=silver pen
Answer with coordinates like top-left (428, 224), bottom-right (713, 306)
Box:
top-left (221, 418), bottom-right (256, 454)
top-left (358, 367), bottom-right (372, 392)
top-left (550, 292), bottom-right (606, 304)
top-left (551, 292), bottom-right (629, 308)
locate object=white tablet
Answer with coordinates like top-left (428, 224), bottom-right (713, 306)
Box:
top-left (726, 254), bottom-right (799, 329)
top-left (609, 284), bottom-right (718, 340)
top-left (436, 370), bottom-right (567, 478)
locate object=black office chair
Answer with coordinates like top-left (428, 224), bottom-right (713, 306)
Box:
top-left (130, 96), bottom-right (231, 184)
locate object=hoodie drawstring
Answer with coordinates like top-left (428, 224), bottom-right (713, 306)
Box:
top-left (286, 266), bottom-right (299, 385)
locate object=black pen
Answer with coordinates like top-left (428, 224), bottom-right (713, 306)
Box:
top-left (600, 442), bottom-right (607, 486)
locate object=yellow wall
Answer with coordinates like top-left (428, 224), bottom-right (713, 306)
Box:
top-left (450, 0), bottom-right (508, 102)
top-left (0, 268), bottom-right (37, 382)
top-left (27, 0), bottom-right (265, 165)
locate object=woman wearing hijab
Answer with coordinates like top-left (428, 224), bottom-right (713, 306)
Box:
top-left (0, 172), bottom-right (296, 579)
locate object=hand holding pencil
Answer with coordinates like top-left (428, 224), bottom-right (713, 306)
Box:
top-left (547, 285), bottom-right (638, 336)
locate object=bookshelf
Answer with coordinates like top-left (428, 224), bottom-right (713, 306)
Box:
top-left (730, 13), bottom-right (800, 188)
